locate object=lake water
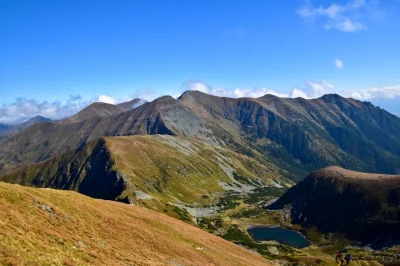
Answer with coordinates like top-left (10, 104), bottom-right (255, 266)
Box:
top-left (248, 226), bottom-right (311, 248)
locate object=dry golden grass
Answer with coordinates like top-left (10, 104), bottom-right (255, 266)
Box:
top-left (0, 182), bottom-right (271, 266)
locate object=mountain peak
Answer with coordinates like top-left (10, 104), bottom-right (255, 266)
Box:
top-left (319, 93), bottom-right (346, 102)
top-left (153, 95), bottom-right (177, 103)
top-left (178, 90), bottom-right (210, 100)
top-left (60, 102), bottom-right (128, 124)
top-left (24, 116), bottom-right (51, 123)
top-left (117, 98), bottom-right (145, 110)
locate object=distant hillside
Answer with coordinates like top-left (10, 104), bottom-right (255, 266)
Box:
top-left (60, 99), bottom-right (146, 124)
top-left (0, 135), bottom-right (289, 221)
top-left (0, 182), bottom-right (270, 266)
top-left (269, 166), bottom-right (400, 247)
top-left (0, 116), bottom-right (52, 141)
top-left (1, 91), bottom-right (400, 179)
top-left (60, 102), bottom-right (129, 124)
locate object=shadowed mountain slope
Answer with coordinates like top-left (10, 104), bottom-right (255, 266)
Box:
top-left (269, 166), bottom-right (400, 247)
top-left (1, 91), bottom-right (400, 179)
top-left (0, 182), bottom-right (271, 266)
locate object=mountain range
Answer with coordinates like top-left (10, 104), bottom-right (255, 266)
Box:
top-left (1, 91), bottom-right (400, 179)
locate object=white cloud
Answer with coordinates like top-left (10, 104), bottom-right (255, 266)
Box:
top-left (0, 95), bottom-right (89, 124)
top-left (183, 79), bottom-right (211, 94)
top-left (344, 85), bottom-right (400, 100)
top-left (97, 95), bottom-right (117, 105)
top-left (326, 17), bottom-right (365, 32)
top-left (308, 80), bottom-right (336, 97)
top-left (183, 79), bottom-right (289, 99)
top-left (290, 88), bottom-right (309, 99)
top-left (335, 59), bottom-right (344, 70)
top-left (130, 88), bottom-right (156, 101)
top-left (297, 0), bottom-right (370, 32)
top-left (183, 79), bottom-right (336, 100)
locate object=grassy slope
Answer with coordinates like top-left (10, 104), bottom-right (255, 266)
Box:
top-left (0, 135), bottom-right (290, 223)
top-left (0, 182), bottom-right (271, 266)
top-left (105, 135), bottom-right (288, 204)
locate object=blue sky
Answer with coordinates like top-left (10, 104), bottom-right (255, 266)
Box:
top-left (1, 0), bottom-right (400, 123)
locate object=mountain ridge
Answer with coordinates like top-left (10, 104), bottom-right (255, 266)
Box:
top-left (0, 91), bottom-right (399, 179)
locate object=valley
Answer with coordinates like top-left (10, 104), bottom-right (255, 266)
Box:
top-left (1, 92), bottom-right (400, 265)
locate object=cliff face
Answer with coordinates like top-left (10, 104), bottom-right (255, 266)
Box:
top-left (0, 139), bottom-right (127, 200)
top-left (269, 166), bottom-right (400, 247)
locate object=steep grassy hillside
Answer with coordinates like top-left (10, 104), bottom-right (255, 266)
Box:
top-left (0, 182), bottom-right (271, 266)
top-left (0, 135), bottom-right (290, 221)
top-left (269, 166), bottom-right (400, 247)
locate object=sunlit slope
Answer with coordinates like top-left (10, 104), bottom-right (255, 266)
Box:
top-left (106, 135), bottom-right (288, 203)
top-left (0, 182), bottom-right (271, 266)
top-left (0, 135), bottom-right (289, 220)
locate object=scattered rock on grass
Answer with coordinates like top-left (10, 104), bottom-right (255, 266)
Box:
top-left (33, 198), bottom-right (56, 216)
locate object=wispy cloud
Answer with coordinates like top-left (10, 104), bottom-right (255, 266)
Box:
top-left (129, 88), bottom-right (157, 101)
top-left (297, 0), bottom-right (374, 32)
top-left (183, 79), bottom-right (400, 103)
top-left (344, 85), bottom-right (400, 100)
top-left (97, 95), bottom-right (117, 105)
top-left (183, 79), bottom-right (335, 100)
top-left (335, 59), bottom-right (344, 70)
top-left (0, 95), bottom-right (90, 124)
top-left (0, 92), bottom-right (144, 124)
top-left (182, 79), bottom-right (289, 99)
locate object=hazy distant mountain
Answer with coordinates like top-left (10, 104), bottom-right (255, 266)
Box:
top-left (0, 124), bottom-right (13, 134)
top-left (269, 166), bottom-right (400, 247)
top-left (0, 116), bottom-right (52, 141)
top-left (0, 91), bottom-right (400, 178)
